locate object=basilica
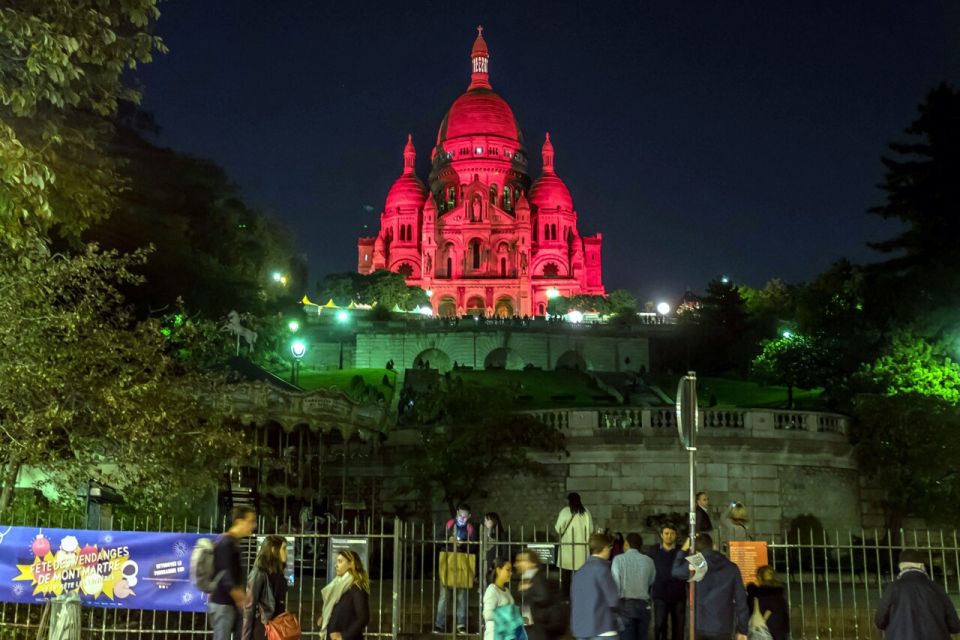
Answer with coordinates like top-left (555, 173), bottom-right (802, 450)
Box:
top-left (357, 28), bottom-right (605, 317)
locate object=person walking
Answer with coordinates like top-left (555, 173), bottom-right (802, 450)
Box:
top-left (514, 549), bottom-right (566, 640)
top-left (611, 533), bottom-right (655, 640)
top-left (570, 532), bottom-right (619, 640)
top-left (875, 549), bottom-right (960, 639)
top-left (435, 504), bottom-right (477, 633)
top-left (671, 534), bottom-right (748, 640)
top-left (746, 566), bottom-right (789, 640)
top-left (242, 535), bottom-right (290, 640)
top-left (483, 558), bottom-right (516, 640)
top-left (209, 506), bottom-right (258, 640)
top-left (648, 525), bottom-right (685, 640)
top-left (319, 549), bottom-right (371, 640)
top-left (555, 492), bottom-right (593, 599)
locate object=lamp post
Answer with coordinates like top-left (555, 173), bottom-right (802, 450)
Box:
top-left (335, 311), bottom-right (349, 369)
top-left (290, 340), bottom-right (307, 385)
top-left (676, 372), bottom-right (699, 640)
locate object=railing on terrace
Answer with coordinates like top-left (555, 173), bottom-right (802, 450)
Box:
top-left (524, 407), bottom-right (851, 438)
top-left (1, 513), bottom-right (957, 640)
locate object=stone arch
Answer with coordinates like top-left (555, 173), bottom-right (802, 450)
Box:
top-left (494, 295), bottom-right (514, 318)
top-left (437, 296), bottom-right (457, 318)
top-left (413, 348), bottom-right (452, 372)
top-left (484, 347), bottom-right (525, 370)
top-left (465, 295), bottom-right (486, 316)
top-left (555, 350), bottom-right (589, 372)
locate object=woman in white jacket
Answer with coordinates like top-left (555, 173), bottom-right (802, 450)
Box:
top-left (554, 492), bottom-right (593, 598)
top-left (482, 558), bottom-right (514, 640)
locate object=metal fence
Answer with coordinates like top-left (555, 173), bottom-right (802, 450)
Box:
top-left (2, 515), bottom-right (960, 640)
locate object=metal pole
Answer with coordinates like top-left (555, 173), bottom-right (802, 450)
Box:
top-left (688, 446), bottom-right (696, 640)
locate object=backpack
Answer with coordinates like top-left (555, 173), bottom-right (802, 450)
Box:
top-left (191, 537), bottom-right (221, 593)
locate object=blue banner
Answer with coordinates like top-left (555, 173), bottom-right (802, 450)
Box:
top-left (0, 525), bottom-right (212, 612)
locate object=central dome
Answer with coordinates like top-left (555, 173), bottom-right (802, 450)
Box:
top-left (437, 88), bottom-right (523, 144)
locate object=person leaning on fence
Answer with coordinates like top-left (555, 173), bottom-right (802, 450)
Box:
top-left (484, 512), bottom-right (507, 580)
top-left (745, 566), bottom-right (788, 640)
top-left (209, 505), bottom-right (258, 640)
top-left (611, 532), bottom-right (655, 640)
top-left (570, 532), bottom-right (620, 640)
top-left (318, 549), bottom-right (371, 640)
top-left (514, 548), bottom-right (567, 640)
top-left (671, 534), bottom-right (749, 640)
top-left (874, 548), bottom-right (960, 640)
top-left (555, 492), bottom-right (594, 599)
top-left (483, 557), bottom-right (516, 640)
top-left (647, 524), bottom-right (685, 640)
top-left (243, 535), bottom-right (290, 640)
top-left (435, 503), bottom-right (477, 634)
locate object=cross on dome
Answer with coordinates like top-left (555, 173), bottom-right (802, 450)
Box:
top-left (469, 25), bottom-right (490, 89)
top-left (542, 132), bottom-right (555, 173)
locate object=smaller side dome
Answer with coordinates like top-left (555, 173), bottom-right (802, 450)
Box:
top-left (385, 134), bottom-right (428, 211)
top-left (529, 132), bottom-right (573, 211)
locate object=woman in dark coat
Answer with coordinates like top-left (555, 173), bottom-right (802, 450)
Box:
top-left (746, 565), bottom-right (790, 640)
top-left (318, 549), bottom-right (370, 640)
top-left (515, 549), bottom-right (566, 640)
top-left (243, 535), bottom-right (289, 640)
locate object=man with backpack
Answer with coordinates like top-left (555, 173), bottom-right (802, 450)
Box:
top-left (208, 506), bottom-right (258, 640)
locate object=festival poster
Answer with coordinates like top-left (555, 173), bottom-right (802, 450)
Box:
top-left (0, 525), bottom-right (213, 612)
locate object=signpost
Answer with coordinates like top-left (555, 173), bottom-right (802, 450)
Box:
top-left (676, 371), bottom-right (699, 640)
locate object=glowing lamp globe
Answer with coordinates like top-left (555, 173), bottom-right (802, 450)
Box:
top-left (272, 272), bottom-right (283, 282)
top-left (656, 302), bottom-right (671, 315)
top-left (546, 288), bottom-right (560, 299)
top-left (290, 341), bottom-right (307, 360)
top-left (288, 320), bottom-right (300, 332)
top-left (567, 310), bottom-right (584, 324)
top-left (336, 311), bottom-right (349, 323)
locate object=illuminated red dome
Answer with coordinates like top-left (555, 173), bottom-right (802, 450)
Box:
top-left (385, 134), bottom-right (427, 210)
top-left (529, 133), bottom-right (573, 211)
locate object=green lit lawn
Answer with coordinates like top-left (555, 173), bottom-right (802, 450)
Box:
top-left (653, 375), bottom-right (827, 410)
top-left (288, 368), bottom-right (397, 402)
top-left (452, 369), bottom-right (612, 409)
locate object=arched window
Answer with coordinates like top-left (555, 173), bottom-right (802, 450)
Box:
top-left (399, 226), bottom-right (405, 241)
top-left (543, 223), bottom-right (550, 240)
top-left (446, 256), bottom-right (453, 278)
top-left (551, 224), bottom-right (557, 240)
top-left (502, 186), bottom-right (512, 211)
top-left (533, 223), bottom-right (538, 242)
top-left (408, 225), bottom-right (414, 241)
top-left (538, 303), bottom-right (545, 316)
top-left (490, 184), bottom-right (498, 205)
top-left (500, 257), bottom-right (507, 277)
top-left (447, 186), bottom-right (456, 206)
top-left (471, 240), bottom-right (482, 269)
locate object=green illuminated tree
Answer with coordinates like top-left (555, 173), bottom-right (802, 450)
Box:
top-left (0, 0), bottom-right (165, 246)
top-left (857, 332), bottom-right (960, 403)
top-left (752, 333), bottom-right (829, 408)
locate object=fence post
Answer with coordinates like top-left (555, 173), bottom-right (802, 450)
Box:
top-left (392, 517), bottom-right (401, 640)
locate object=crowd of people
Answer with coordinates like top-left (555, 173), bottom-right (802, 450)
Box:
top-left (205, 495), bottom-right (960, 640)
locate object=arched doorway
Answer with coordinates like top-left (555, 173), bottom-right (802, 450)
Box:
top-left (438, 296), bottom-right (457, 318)
top-left (483, 347), bottom-right (525, 370)
top-left (494, 296), bottom-right (514, 318)
top-left (466, 295), bottom-right (485, 316)
top-left (413, 348), bottom-right (452, 372)
top-left (555, 350), bottom-right (588, 372)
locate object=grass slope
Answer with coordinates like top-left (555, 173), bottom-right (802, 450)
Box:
top-left (654, 375), bottom-right (827, 410)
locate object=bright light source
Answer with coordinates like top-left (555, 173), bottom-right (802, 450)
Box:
top-left (279, 275), bottom-right (288, 285)
top-left (567, 310), bottom-right (584, 324)
top-left (656, 302), bottom-right (671, 315)
top-left (290, 340), bottom-right (307, 359)
top-left (336, 311), bottom-right (349, 323)
top-left (720, 275), bottom-right (730, 284)
top-left (417, 306), bottom-right (433, 316)
top-left (782, 330), bottom-right (793, 339)
top-left (546, 287), bottom-right (560, 299)
top-left (425, 289), bottom-right (433, 298)
top-left (272, 272), bottom-right (283, 282)
top-left (288, 320), bottom-right (300, 332)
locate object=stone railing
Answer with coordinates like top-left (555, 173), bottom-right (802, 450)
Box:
top-left (523, 407), bottom-right (849, 440)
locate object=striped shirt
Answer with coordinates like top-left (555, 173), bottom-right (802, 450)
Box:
top-left (611, 548), bottom-right (656, 600)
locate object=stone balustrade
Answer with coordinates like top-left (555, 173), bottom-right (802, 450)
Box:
top-left (523, 406), bottom-right (849, 439)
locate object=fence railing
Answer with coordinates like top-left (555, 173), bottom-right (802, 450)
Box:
top-left (2, 515), bottom-right (959, 640)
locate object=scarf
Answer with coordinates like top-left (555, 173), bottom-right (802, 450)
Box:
top-left (320, 573), bottom-right (354, 637)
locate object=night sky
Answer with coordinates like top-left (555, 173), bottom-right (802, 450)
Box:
top-left (138, 1), bottom-right (959, 303)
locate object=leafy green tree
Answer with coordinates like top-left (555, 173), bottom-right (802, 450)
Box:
top-left (857, 332), bottom-right (960, 403)
top-left (751, 334), bottom-right (829, 408)
top-left (316, 270), bottom-right (429, 311)
top-left (607, 289), bottom-right (638, 314)
top-left (0, 1), bottom-right (165, 246)
top-left (0, 243), bottom-right (254, 516)
top-left (400, 376), bottom-right (567, 514)
top-left (852, 393), bottom-right (960, 528)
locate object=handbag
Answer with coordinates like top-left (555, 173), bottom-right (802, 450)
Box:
top-left (439, 551), bottom-right (476, 589)
top-left (747, 598), bottom-right (773, 640)
top-left (265, 612), bottom-right (302, 640)
top-left (492, 604), bottom-right (528, 640)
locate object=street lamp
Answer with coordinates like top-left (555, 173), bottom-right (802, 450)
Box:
top-left (288, 320), bottom-right (300, 332)
top-left (290, 340), bottom-right (307, 385)
top-left (336, 310), bottom-right (349, 324)
top-left (656, 302), bottom-right (671, 316)
top-left (546, 287), bottom-right (560, 299)
top-left (781, 330), bottom-right (794, 339)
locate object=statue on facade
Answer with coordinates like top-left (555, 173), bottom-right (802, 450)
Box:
top-left (425, 253), bottom-right (432, 274)
top-left (520, 250), bottom-right (528, 275)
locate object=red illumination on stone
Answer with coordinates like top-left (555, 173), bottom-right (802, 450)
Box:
top-left (357, 29), bottom-right (604, 318)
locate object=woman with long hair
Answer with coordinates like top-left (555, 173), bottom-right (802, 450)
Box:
top-left (242, 535), bottom-right (289, 640)
top-left (554, 492), bottom-right (593, 598)
top-left (483, 512), bottom-right (506, 577)
top-left (747, 565), bottom-right (790, 640)
top-left (482, 557), bottom-right (515, 640)
top-left (318, 549), bottom-right (370, 640)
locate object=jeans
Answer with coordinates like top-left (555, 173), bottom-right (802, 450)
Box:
top-left (652, 600), bottom-right (684, 640)
top-left (208, 602), bottom-right (242, 640)
top-left (619, 599), bottom-right (651, 640)
top-left (435, 586), bottom-right (468, 629)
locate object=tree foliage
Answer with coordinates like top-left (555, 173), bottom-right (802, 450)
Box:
top-left (857, 332), bottom-right (960, 404)
top-left (0, 244), bottom-right (254, 516)
top-left (316, 270), bottom-right (429, 311)
top-left (400, 376), bottom-right (567, 514)
top-left (751, 334), bottom-right (829, 408)
top-left (0, 1), bottom-right (165, 245)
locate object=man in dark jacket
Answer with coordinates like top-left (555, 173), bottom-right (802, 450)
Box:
top-left (209, 506), bottom-right (257, 640)
top-left (695, 492), bottom-right (713, 534)
top-left (570, 532), bottom-right (619, 639)
top-left (672, 534), bottom-right (748, 640)
top-left (875, 549), bottom-right (960, 639)
top-left (648, 524), bottom-right (686, 640)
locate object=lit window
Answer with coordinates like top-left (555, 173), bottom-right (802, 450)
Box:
top-left (475, 146), bottom-right (483, 154)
